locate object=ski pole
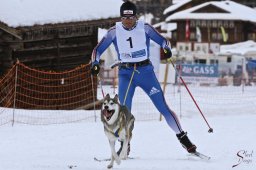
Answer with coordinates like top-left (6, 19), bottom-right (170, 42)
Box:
top-left (98, 76), bottom-right (105, 98)
top-left (167, 58), bottom-right (213, 133)
top-left (91, 74), bottom-right (97, 122)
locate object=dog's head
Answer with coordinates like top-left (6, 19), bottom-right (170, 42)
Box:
top-left (101, 94), bottom-right (120, 124)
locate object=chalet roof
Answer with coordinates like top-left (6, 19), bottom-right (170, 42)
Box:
top-left (0, 23), bottom-right (22, 39)
top-left (0, 0), bottom-right (123, 28)
top-left (220, 40), bottom-right (256, 55)
top-left (166, 0), bottom-right (256, 23)
top-left (153, 22), bottom-right (177, 32)
top-left (163, 0), bottom-right (192, 15)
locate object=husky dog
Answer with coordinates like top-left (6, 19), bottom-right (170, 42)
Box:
top-left (101, 94), bottom-right (135, 169)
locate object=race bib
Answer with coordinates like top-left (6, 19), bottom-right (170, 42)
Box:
top-left (116, 20), bottom-right (148, 62)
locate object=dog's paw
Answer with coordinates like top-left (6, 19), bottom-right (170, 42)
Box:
top-left (120, 154), bottom-right (128, 160)
top-left (121, 155), bottom-right (128, 160)
top-left (120, 151), bottom-right (128, 160)
top-left (115, 158), bottom-right (121, 165)
top-left (107, 164), bottom-right (113, 169)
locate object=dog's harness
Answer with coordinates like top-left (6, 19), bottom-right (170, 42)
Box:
top-left (114, 127), bottom-right (123, 138)
top-left (104, 112), bottom-right (126, 138)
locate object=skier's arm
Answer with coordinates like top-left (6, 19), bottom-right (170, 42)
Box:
top-left (91, 27), bottom-right (116, 75)
top-left (145, 23), bottom-right (172, 58)
top-left (144, 23), bottom-right (170, 49)
top-left (91, 27), bottom-right (116, 62)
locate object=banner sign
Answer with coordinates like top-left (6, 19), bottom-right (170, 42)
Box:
top-left (178, 64), bottom-right (219, 84)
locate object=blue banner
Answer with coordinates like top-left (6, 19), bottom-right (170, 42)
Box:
top-left (181, 64), bottom-right (219, 77)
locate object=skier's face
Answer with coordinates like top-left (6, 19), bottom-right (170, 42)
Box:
top-left (121, 16), bottom-right (137, 29)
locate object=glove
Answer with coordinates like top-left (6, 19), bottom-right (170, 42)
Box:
top-left (163, 47), bottom-right (172, 59)
top-left (91, 61), bottom-right (100, 76)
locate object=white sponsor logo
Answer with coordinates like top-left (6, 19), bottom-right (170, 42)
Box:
top-left (149, 87), bottom-right (160, 96)
top-left (121, 53), bottom-right (132, 59)
top-left (123, 10), bottom-right (134, 15)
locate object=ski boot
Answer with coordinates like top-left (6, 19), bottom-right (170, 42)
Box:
top-left (176, 131), bottom-right (197, 153)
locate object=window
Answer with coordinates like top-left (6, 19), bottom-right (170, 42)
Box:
top-left (227, 56), bottom-right (232, 63)
top-left (196, 46), bottom-right (201, 51)
top-left (190, 32), bottom-right (196, 40)
top-left (225, 33), bottom-right (229, 41)
top-left (212, 20), bottom-right (217, 28)
top-left (202, 20), bottom-right (207, 27)
top-left (223, 21), bottom-right (229, 28)
top-left (229, 21), bottom-right (234, 28)
top-left (177, 42), bottom-right (191, 52)
top-left (202, 45), bottom-right (208, 53)
top-left (248, 33), bottom-right (256, 41)
top-left (217, 33), bottom-right (222, 40)
top-left (210, 59), bottom-right (218, 64)
top-left (196, 20), bottom-right (200, 27)
top-left (190, 20), bottom-right (196, 27)
top-left (217, 20), bottom-right (222, 27)
top-left (207, 20), bottom-right (212, 27)
top-left (212, 33), bottom-right (217, 41)
top-left (195, 59), bottom-right (206, 64)
top-left (173, 32), bottom-right (177, 40)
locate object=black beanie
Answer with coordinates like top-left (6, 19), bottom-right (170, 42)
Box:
top-left (120, 1), bottom-right (137, 17)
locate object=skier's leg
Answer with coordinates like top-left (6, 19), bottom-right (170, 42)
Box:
top-left (136, 65), bottom-right (196, 153)
top-left (136, 66), bottom-right (183, 134)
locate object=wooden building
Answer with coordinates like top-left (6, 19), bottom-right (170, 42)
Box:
top-left (232, 0), bottom-right (256, 8)
top-left (0, 0), bottom-right (123, 110)
top-left (128, 0), bottom-right (256, 25)
top-left (164, 0), bottom-right (256, 18)
top-left (165, 0), bottom-right (256, 49)
top-left (0, 20), bottom-right (118, 75)
top-left (0, 0), bottom-right (122, 76)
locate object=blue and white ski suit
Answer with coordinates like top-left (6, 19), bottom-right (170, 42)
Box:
top-left (92, 20), bottom-right (183, 134)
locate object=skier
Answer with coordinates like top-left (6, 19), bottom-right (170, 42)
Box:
top-left (91, 1), bottom-right (197, 155)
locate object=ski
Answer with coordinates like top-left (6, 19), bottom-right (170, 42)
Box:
top-left (190, 151), bottom-right (211, 160)
top-left (67, 165), bottom-right (77, 169)
top-left (94, 157), bottom-right (111, 162)
top-left (94, 156), bottom-right (138, 162)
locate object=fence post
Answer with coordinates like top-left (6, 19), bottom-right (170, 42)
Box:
top-left (178, 64), bottom-right (182, 119)
top-left (12, 61), bottom-right (19, 126)
top-left (242, 58), bottom-right (245, 93)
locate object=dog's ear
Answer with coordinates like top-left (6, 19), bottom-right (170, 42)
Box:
top-left (113, 94), bottom-right (119, 103)
top-left (105, 94), bottom-right (110, 100)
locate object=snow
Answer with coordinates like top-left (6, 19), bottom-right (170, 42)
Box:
top-left (164, 0), bottom-right (192, 15)
top-left (0, 1), bottom-right (256, 168)
top-left (0, 85), bottom-right (256, 170)
top-left (166, 0), bottom-right (256, 23)
top-left (139, 13), bottom-right (154, 25)
top-left (0, 0), bottom-right (123, 27)
top-left (220, 40), bottom-right (256, 56)
top-left (153, 22), bottom-right (177, 32)
top-left (152, 22), bottom-right (176, 38)
top-left (0, 113), bottom-right (255, 170)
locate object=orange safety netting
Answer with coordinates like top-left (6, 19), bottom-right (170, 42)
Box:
top-left (0, 61), bottom-right (97, 110)
top-left (0, 61), bottom-right (99, 125)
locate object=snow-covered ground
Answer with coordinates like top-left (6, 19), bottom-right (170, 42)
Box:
top-left (0, 114), bottom-right (255, 170)
top-left (0, 85), bottom-right (255, 170)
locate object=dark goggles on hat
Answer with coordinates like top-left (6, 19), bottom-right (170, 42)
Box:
top-left (121, 16), bottom-right (136, 20)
